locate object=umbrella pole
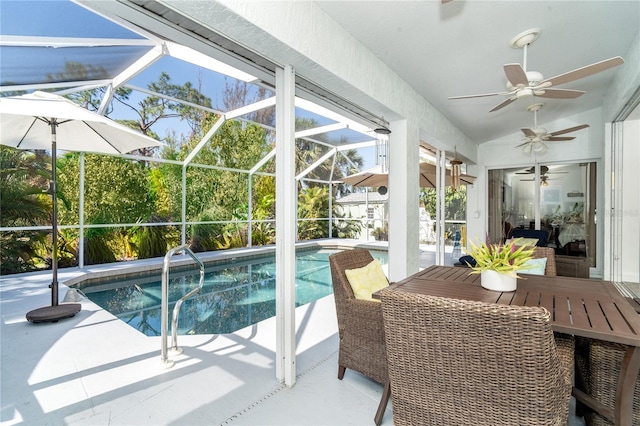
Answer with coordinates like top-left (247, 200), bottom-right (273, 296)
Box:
top-left (50, 122), bottom-right (58, 306)
top-left (25, 119), bottom-right (80, 323)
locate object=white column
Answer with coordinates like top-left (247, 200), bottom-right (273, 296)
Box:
top-left (181, 167), bottom-right (187, 246)
top-left (79, 152), bottom-right (85, 269)
top-left (388, 119), bottom-right (420, 281)
top-left (435, 149), bottom-right (446, 265)
top-left (605, 121), bottom-right (624, 282)
top-left (248, 174), bottom-right (253, 247)
top-left (275, 65), bottom-right (297, 386)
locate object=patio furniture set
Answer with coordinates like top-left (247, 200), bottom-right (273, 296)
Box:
top-left (330, 248), bottom-right (640, 425)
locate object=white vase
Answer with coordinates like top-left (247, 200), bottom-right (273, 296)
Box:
top-left (480, 270), bottom-right (517, 292)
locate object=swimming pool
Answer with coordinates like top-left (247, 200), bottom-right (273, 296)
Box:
top-left (75, 248), bottom-right (387, 336)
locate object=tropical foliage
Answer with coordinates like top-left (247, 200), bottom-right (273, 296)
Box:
top-left (465, 238), bottom-right (535, 275)
top-left (420, 185), bottom-right (467, 221)
top-left (420, 185), bottom-right (468, 241)
top-left (1, 73), bottom-right (364, 274)
top-left (0, 147), bottom-right (50, 273)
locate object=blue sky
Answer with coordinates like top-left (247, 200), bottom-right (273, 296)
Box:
top-left (1, 0), bottom-right (139, 38)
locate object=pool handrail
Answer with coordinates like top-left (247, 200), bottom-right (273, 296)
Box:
top-left (160, 244), bottom-right (205, 368)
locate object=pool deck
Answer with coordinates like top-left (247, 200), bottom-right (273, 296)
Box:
top-left (1, 242), bottom-right (585, 425)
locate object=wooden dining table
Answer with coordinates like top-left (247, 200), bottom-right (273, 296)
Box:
top-left (373, 265), bottom-right (640, 426)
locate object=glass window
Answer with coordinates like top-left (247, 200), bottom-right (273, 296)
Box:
top-left (367, 207), bottom-right (374, 219)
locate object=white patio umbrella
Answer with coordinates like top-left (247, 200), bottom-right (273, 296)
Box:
top-left (340, 164), bottom-right (390, 188)
top-left (417, 162), bottom-right (476, 188)
top-left (0, 91), bottom-right (164, 323)
top-left (342, 162), bottom-right (476, 188)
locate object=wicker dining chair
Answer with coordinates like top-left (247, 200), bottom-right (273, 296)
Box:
top-left (380, 289), bottom-right (574, 426)
top-left (328, 249), bottom-right (390, 424)
top-left (532, 246), bottom-right (557, 276)
top-left (575, 339), bottom-right (640, 425)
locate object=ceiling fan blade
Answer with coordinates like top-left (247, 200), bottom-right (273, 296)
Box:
top-left (504, 63), bottom-right (529, 87)
top-left (536, 88), bottom-right (585, 99)
top-left (516, 166), bottom-right (537, 174)
top-left (515, 141), bottom-right (531, 148)
top-left (448, 92), bottom-right (506, 100)
top-left (549, 124), bottom-right (590, 136)
top-left (541, 56), bottom-right (624, 87)
top-left (521, 128), bottom-right (536, 137)
top-left (489, 97), bottom-right (516, 112)
top-left (545, 136), bottom-right (575, 141)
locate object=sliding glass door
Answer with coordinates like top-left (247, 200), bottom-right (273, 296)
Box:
top-left (488, 162), bottom-right (596, 266)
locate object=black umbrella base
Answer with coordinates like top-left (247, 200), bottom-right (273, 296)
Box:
top-left (26, 304), bottom-right (81, 323)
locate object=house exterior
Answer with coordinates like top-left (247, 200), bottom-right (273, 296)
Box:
top-left (336, 193), bottom-right (438, 244)
top-left (335, 191), bottom-right (387, 241)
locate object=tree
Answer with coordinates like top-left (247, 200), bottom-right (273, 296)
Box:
top-left (176, 117), bottom-right (271, 219)
top-left (0, 147), bottom-right (50, 273)
top-left (110, 72), bottom-right (212, 157)
top-left (48, 61), bottom-right (134, 126)
top-left (57, 153), bottom-right (157, 264)
top-left (294, 117), bottom-right (364, 193)
top-left (222, 79), bottom-right (275, 127)
top-left (420, 185), bottom-right (467, 240)
top-left (297, 186), bottom-right (331, 240)
top-left (420, 186), bottom-right (467, 220)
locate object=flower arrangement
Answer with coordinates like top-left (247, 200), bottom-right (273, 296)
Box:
top-left (465, 237), bottom-right (535, 277)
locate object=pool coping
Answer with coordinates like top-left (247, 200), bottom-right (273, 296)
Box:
top-left (63, 238), bottom-right (388, 288)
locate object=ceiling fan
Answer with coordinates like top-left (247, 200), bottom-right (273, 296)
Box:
top-left (519, 174), bottom-right (561, 186)
top-left (515, 164), bottom-right (568, 175)
top-left (516, 103), bottom-right (589, 154)
top-left (448, 28), bottom-right (624, 112)
top-left (516, 165), bottom-right (549, 175)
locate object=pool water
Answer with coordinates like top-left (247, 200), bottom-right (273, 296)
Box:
top-left (77, 249), bottom-right (387, 336)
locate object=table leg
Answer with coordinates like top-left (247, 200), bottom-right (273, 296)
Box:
top-left (615, 346), bottom-right (640, 426)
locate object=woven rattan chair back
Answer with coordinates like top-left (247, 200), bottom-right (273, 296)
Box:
top-left (328, 248), bottom-right (388, 385)
top-left (578, 339), bottom-right (639, 425)
top-left (532, 246), bottom-right (557, 276)
top-left (380, 290), bottom-right (573, 426)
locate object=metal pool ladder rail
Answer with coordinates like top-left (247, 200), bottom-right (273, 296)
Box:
top-left (160, 244), bottom-right (204, 368)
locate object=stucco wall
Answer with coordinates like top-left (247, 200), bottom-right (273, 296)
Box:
top-left (604, 30), bottom-right (640, 121)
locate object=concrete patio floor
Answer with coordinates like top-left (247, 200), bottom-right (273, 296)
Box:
top-left (1, 245), bottom-right (586, 425)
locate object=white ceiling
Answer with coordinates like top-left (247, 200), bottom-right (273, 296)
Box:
top-left (314, 1), bottom-right (640, 144)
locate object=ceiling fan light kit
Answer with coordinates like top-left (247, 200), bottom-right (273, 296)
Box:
top-left (373, 115), bottom-right (391, 135)
top-left (533, 142), bottom-right (548, 153)
top-left (516, 103), bottom-right (589, 155)
top-left (374, 125), bottom-right (391, 135)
